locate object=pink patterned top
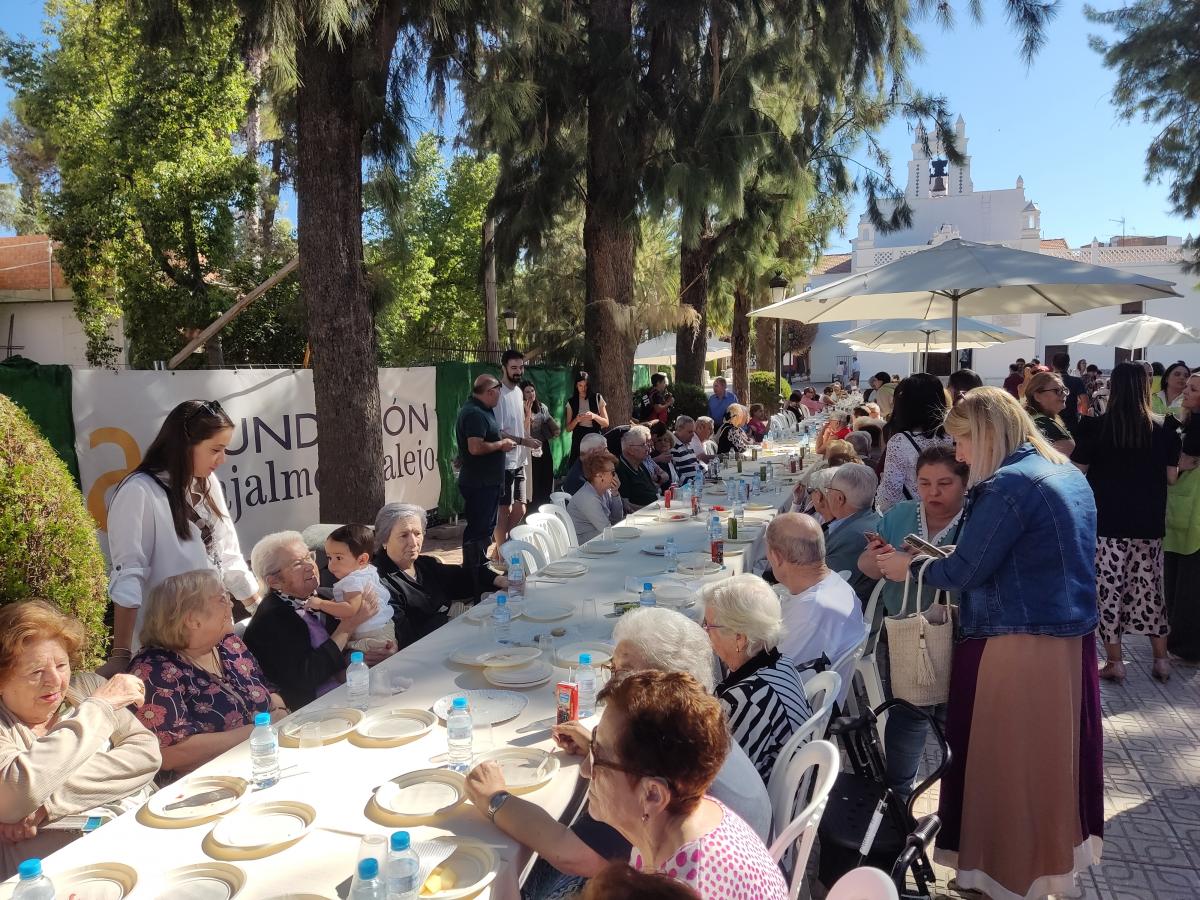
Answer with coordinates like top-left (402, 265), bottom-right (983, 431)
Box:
top-left (630, 797), bottom-right (788, 899)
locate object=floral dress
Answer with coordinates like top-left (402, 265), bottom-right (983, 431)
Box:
top-left (130, 634), bottom-right (275, 757)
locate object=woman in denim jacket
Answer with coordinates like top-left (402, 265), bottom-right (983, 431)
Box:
top-left (877, 387), bottom-right (1102, 900)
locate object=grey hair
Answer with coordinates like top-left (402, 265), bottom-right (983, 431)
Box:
top-left (829, 463), bottom-right (879, 510)
top-left (580, 433), bottom-right (608, 454)
top-left (622, 424), bottom-right (651, 447)
top-left (251, 530), bottom-right (307, 585)
top-left (766, 513), bottom-right (826, 567)
top-left (674, 414), bottom-right (695, 429)
top-left (845, 431), bottom-right (872, 457)
top-left (696, 416), bottom-right (715, 427)
top-left (612, 606), bottom-right (717, 692)
top-left (374, 503), bottom-right (427, 550)
top-left (703, 574), bottom-right (784, 654)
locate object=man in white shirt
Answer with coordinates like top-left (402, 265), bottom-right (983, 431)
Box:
top-left (766, 512), bottom-right (865, 669)
top-left (494, 349), bottom-right (541, 554)
top-left (692, 416), bottom-right (717, 462)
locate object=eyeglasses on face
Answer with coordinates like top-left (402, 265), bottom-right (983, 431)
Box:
top-left (700, 619), bottom-right (730, 633)
top-left (1036, 387), bottom-right (1069, 397)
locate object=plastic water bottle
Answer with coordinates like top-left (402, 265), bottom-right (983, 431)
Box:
top-left (446, 696), bottom-right (473, 772)
top-left (12, 860), bottom-right (55, 900)
top-left (351, 858), bottom-right (386, 900)
top-left (577, 653), bottom-right (597, 718)
top-left (249, 711), bottom-right (280, 789)
top-left (491, 593), bottom-right (512, 645)
top-left (347, 651), bottom-right (370, 712)
top-left (709, 514), bottom-right (721, 544)
top-left (387, 831), bottom-right (420, 899)
top-left (508, 557), bottom-right (526, 599)
top-left (639, 582), bottom-right (656, 608)
top-left (733, 495), bottom-right (745, 528)
top-left (664, 537), bottom-right (678, 573)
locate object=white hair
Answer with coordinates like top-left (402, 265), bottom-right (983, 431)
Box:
top-left (829, 462), bottom-right (879, 510)
top-left (702, 574), bottom-right (783, 654)
top-left (674, 414), bottom-right (695, 429)
top-left (696, 416), bottom-right (715, 427)
top-left (622, 424), bottom-right (652, 447)
top-left (374, 503), bottom-right (427, 550)
top-left (251, 530), bottom-right (307, 585)
top-left (580, 433), bottom-right (608, 454)
top-left (612, 607), bottom-right (717, 692)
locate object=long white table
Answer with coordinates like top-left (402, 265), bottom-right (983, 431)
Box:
top-left (32, 486), bottom-right (792, 900)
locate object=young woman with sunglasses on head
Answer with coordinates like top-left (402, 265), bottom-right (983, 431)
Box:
top-left (101, 400), bottom-right (258, 676)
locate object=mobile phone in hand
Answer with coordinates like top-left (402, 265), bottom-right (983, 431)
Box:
top-left (902, 534), bottom-right (950, 558)
top-left (864, 530), bottom-right (882, 544)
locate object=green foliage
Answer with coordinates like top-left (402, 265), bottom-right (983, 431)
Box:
top-left (669, 383), bottom-right (709, 423)
top-left (748, 371), bottom-right (788, 407)
top-left (0, 395), bottom-right (108, 667)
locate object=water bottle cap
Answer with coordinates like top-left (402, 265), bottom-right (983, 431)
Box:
top-left (579, 653), bottom-right (592, 665)
top-left (17, 859), bottom-right (41, 879)
top-left (390, 830), bottom-right (411, 850)
top-left (643, 582), bottom-right (652, 590)
top-left (496, 594), bottom-right (507, 606)
top-left (350, 651), bottom-right (364, 664)
top-left (358, 857), bottom-right (379, 879)
top-left (254, 711), bottom-right (270, 726)
top-left (511, 557), bottom-right (520, 565)
top-left (452, 696), bottom-right (469, 709)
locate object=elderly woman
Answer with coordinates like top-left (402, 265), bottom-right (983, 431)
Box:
top-left (130, 570), bottom-right (286, 777)
top-left (243, 531), bottom-right (386, 711)
top-left (570, 451), bottom-right (626, 543)
top-left (714, 404), bottom-right (751, 457)
top-left (0, 602), bottom-right (159, 877)
top-left (373, 503), bottom-right (507, 645)
top-left (815, 411), bottom-right (852, 454)
top-left (466, 671), bottom-right (786, 899)
top-left (703, 575), bottom-right (812, 781)
top-left (1023, 370), bottom-right (1076, 455)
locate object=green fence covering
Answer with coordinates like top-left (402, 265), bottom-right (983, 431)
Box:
top-left (0, 356), bottom-right (79, 482)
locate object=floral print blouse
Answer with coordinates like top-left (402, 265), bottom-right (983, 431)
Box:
top-left (130, 634), bottom-right (275, 751)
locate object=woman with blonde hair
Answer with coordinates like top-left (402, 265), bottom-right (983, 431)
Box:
top-left (1022, 370), bottom-right (1075, 455)
top-left (714, 404), bottom-right (751, 456)
top-left (876, 387), bottom-right (1102, 900)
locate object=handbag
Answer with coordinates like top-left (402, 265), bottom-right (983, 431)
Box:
top-left (884, 556), bottom-right (954, 707)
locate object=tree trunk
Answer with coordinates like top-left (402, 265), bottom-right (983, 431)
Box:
top-left (483, 216), bottom-right (499, 362)
top-left (242, 48), bottom-right (264, 251)
top-left (675, 241), bottom-right (709, 386)
top-left (295, 35), bottom-right (385, 524)
top-left (731, 281), bottom-right (751, 401)
top-left (261, 139), bottom-right (283, 251)
top-left (755, 314), bottom-right (776, 377)
top-left (584, 0), bottom-right (637, 424)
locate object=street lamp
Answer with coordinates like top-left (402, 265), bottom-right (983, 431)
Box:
top-left (769, 272), bottom-right (789, 409)
top-left (502, 308), bottom-right (517, 348)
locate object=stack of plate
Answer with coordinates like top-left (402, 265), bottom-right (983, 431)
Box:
top-left (555, 641), bottom-right (614, 667)
top-left (483, 659), bottom-right (554, 689)
top-left (203, 801), bottom-right (316, 861)
top-left (610, 526), bottom-right (641, 539)
top-left (277, 708), bottom-right (363, 747)
top-left (449, 645), bottom-right (542, 668)
top-left (654, 583), bottom-right (696, 609)
top-left (538, 560), bottom-right (589, 578)
top-left (521, 601), bottom-right (574, 622)
top-left (579, 540), bottom-right (619, 555)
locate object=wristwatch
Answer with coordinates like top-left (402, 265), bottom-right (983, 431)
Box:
top-left (487, 790), bottom-right (512, 822)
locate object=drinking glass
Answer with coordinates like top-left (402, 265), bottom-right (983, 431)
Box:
top-left (535, 632), bottom-right (555, 657)
top-left (357, 833), bottom-right (387, 867)
top-left (582, 597), bottom-right (599, 624)
top-left (473, 721), bottom-right (495, 759)
top-left (602, 525), bottom-right (614, 542)
top-left (298, 721), bottom-right (323, 750)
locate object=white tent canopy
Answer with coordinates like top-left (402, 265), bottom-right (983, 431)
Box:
top-left (1061, 314), bottom-right (1200, 349)
top-left (634, 333), bottom-right (732, 365)
top-left (751, 238), bottom-right (1180, 366)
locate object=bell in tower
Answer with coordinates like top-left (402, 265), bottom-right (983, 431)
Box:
top-left (929, 159), bottom-right (949, 197)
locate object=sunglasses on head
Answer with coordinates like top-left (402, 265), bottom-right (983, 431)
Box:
top-left (184, 400), bottom-right (227, 438)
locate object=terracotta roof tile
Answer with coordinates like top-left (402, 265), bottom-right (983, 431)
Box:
top-left (1039, 238), bottom-right (1069, 251)
top-left (812, 253), bottom-right (852, 275)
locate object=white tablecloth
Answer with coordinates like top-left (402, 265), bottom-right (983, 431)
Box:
top-left (32, 490), bottom-right (789, 899)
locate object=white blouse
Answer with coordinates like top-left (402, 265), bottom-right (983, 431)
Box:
top-left (107, 472), bottom-right (257, 651)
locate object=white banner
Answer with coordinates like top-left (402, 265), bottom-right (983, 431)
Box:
top-left (72, 368), bottom-right (440, 555)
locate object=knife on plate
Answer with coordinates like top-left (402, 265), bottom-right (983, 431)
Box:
top-left (162, 787), bottom-right (237, 811)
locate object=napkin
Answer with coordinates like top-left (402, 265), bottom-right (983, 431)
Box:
top-left (415, 837), bottom-right (465, 889)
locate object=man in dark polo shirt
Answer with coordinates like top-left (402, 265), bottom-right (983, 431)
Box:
top-left (615, 424), bottom-right (659, 511)
top-left (456, 374), bottom-right (516, 591)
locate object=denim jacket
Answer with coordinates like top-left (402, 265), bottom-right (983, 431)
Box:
top-left (916, 444), bottom-right (1098, 639)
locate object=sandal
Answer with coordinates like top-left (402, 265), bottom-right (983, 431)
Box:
top-left (1098, 661), bottom-right (1126, 683)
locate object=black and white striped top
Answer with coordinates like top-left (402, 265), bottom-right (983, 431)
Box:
top-left (670, 436), bottom-right (701, 481)
top-left (715, 649), bottom-right (813, 782)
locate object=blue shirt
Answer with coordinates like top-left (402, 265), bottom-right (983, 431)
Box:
top-left (709, 390), bottom-right (739, 422)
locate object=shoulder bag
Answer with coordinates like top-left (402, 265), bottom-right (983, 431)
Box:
top-left (884, 555), bottom-right (954, 707)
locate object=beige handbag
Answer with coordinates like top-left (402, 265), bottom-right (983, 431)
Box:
top-left (884, 556), bottom-right (954, 707)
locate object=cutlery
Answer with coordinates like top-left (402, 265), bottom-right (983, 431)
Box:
top-left (162, 788), bottom-right (237, 811)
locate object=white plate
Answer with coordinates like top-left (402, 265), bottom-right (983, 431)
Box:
top-left (278, 708), bottom-right (363, 747)
top-left (450, 645), bottom-right (542, 668)
top-left (147, 775), bottom-right (248, 821)
top-left (540, 560), bottom-right (589, 578)
top-left (475, 748), bottom-right (559, 792)
top-left (610, 526), bottom-right (641, 539)
top-left (465, 598), bottom-right (526, 623)
top-left (433, 689), bottom-right (529, 725)
top-left (420, 839), bottom-right (499, 899)
top-left (677, 561), bottom-right (722, 577)
top-left (375, 769), bottom-right (466, 818)
top-left (4, 863), bottom-right (139, 900)
top-left (656, 511), bottom-right (691, 523)
top-left (211, 801), bottom-right (315, 851)
top-left (640, 544), bottom-right (667, 556)
top-left (522, 602), bottom-right (574, 622)
top-left (654, 584), bottom-right (695, 608)
top-left (352, 708), bottom-right (437, 746)
top-left (555, 641), bottom-right (614, 667)
top-left (579, 540), bottom-right (619, 554)
top-left (159, 863), bottom-right (245, 900)
top-left (746, 502), bottom-right (776, 511)
top-left (484, 660), bottom-right (554, 688)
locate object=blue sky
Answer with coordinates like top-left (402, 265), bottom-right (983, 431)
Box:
top-left (1, 0), bottom-right (1195, 252)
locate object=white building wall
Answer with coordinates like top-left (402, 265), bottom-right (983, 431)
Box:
top-left (0, 300), bottom-right (117, 368)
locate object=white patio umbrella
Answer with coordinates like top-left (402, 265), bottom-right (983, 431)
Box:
top-left (1061, 314), bottom-right (1200, 349)
top-left (635, 333), bottom-right (732, 365)
top-left (835, 315), bottom-right (1031, 366)
top-left (751, 238), bottom-right (1180, 368)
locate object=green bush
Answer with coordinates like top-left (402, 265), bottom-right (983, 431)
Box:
top-left (0, 394), bottom-right (109, 666)
top-left (631, 382), bottom-right (708, 426)
top-left (749, 371), bottom-right (789, 408)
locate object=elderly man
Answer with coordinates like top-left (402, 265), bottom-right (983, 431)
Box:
top-left (616, 425), bottom-right (659, 510)
top-left (669, 415), bottom-right (703, 481)
top-left (456, 373), bottom-right (516, 580)
top-left (818, 464), bottom-right (882, 605)
top-left (245, 531), bottom-right (390, 710)
top-left (708, 376), bottom-right (738, 422)
top-left (766, 513), bottom-right (865, 669)
top-left (693, 416), bottom-right (717, 462)
top-left (562, 432), bottom-right (608, 494)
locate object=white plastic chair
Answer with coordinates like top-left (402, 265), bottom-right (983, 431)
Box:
top-left (767, 671), bottom-right (841, 840)
top-left (825, 866), bottom-right (900, 900)
top-left (770, 413), bottom-right (791, 432)
top-left (535, 504), bottom-right (579, 549)
top-left (498, 537), bottom-right (547, 574)
top-left (550, 491), bottom-right (572, 510)
top-left (836, 569), bottom-right (853, 582)
top-left (830, 624), bottom-right (870, 707)
top-left (232, 617), bottom-right (251, 638)
top-left (863, 578), bottom-right (887, 655)
top-left (767, 739), bottom-right (841, 899)
top-left (525, 513), bottom-right (570, 560)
